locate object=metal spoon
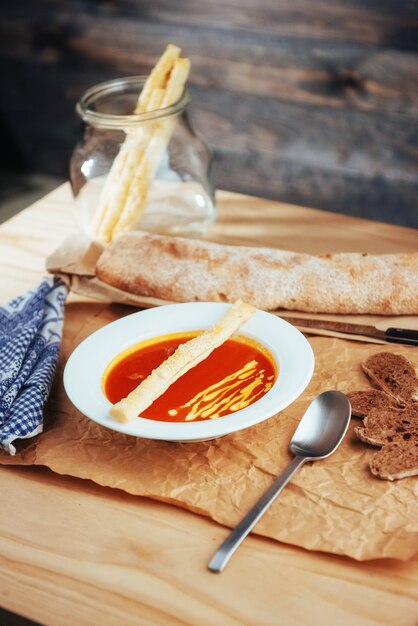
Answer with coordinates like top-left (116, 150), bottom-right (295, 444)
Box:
top-left (208, 390), bottom-right (351, 572)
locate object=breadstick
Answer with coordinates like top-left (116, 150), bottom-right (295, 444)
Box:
top-left (112, 57), bottom-right (191, 238)
top-left (109, 300), bottom-right (256, 423)
top-left (91, 45), bottom-right (183, 243)
top-left (135, 44), bottom-right (180, 112)
top-left (93, 88), bottom-right (165, 242)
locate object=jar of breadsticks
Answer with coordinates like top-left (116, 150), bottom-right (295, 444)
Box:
top-left (70, 47), bottom-right (215, 243)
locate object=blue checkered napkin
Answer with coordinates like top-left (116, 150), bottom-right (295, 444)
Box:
top-left (0, 276), bottom-right (68, 455)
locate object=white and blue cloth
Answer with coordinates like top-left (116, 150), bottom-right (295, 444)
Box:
top-left (0, 276), bottom-right (67, 455)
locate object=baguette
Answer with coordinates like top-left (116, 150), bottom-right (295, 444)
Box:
top-left (95, 230), bottom-right (418, 315)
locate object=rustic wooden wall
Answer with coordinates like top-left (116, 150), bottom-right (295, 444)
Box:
top-left (1, 1), bottom-right (418, 226)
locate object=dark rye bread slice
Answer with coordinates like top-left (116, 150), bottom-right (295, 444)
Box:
top-left (369, 441), bottom-right (418, 480)
top-left (350, 352), bottom-right (418, 479)
top-left (355, 404), bottom-right (418, 446)
top-left (347, 390), bottom-right (397, 418)
top-left (361, 352), bottom-right (418, 407)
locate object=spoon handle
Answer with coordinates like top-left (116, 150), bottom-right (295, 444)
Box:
top-left (208, 455), bottom-right (306, 573)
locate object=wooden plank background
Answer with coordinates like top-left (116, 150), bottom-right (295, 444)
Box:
top-left (1, 0), bottom-right (418, 226)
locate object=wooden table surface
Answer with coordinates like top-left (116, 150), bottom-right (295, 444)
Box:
top-left (0, 184), bottom-right (417, 626)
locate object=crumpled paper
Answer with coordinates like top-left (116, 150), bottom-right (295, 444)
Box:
top-left (46, 233), bottom-right (174, 308)
top-left (1, 302), bottom-right (417, 561)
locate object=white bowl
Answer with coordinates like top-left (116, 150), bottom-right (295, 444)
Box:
top-left (63, 303), bottom-right (315, 442)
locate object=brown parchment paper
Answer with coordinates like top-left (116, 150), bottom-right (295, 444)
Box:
top-left (1, 303), bottom-right (417, 561)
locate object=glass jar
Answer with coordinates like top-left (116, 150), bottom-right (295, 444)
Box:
top-left (70, 76), bottom-right (216, 240)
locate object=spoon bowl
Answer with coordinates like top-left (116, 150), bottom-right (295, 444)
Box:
top-left (209, 390), bottom-right (351, 572)
top-left (290, 390), bottom-right (352, 459)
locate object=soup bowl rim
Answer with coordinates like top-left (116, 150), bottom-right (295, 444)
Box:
top-left (63, 302), bottom-right (315, 442)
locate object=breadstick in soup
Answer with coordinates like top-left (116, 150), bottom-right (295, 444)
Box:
top-left (109, 300), bottom-right (256, 423)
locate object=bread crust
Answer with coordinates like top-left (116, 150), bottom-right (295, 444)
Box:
top-left (355, 405), bottom-right (418, 446)
top-left (361, 352), bottom-right (418, 406)
top-left (95, 231), bottom-right (418, 314)
top-left (369, 442), bottom-right (418, 480)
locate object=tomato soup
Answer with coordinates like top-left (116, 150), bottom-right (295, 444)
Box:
top-left (103, 332), bottom-right (277, 422)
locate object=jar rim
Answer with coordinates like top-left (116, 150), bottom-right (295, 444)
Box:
top-left (76, 75), bottom-right (191, 128)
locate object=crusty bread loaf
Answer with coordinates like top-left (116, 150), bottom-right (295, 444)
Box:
top-left (355, 405), bottom-right (418, 446)
top-left (369, 441), bottom-right (418, 480)
top-left (95, 231), bottom-right (418, 314)
top-left (347, 390), bottom-right (397, 418)
top-left (361, 352), bottom-right (418, 406)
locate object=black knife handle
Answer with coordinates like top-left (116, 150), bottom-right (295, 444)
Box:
top-left (385, 327), bottom-right (418, 346)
